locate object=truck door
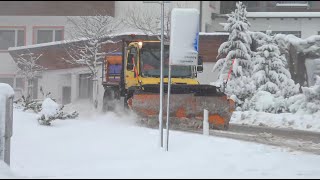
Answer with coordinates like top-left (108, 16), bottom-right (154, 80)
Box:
top-left (125, 44), bottom-right (139, 89)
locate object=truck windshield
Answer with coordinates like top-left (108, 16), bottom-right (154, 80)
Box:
top-left (140, 44), bottom-right (192, 78)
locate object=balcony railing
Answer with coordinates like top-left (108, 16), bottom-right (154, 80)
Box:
top-left (276, 1), bottom-right (309, 7)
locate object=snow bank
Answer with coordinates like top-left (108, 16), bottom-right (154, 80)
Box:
top-left (248, 91), bottom-right (276, 111)
top-left (242, 91), bottom-right (287, 113)
top-left (39, 98), bottom-right (60, 120)
top-left (232, 111), bottom-right (320, 132)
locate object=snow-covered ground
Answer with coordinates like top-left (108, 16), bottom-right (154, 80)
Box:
top-left (8, 106), bottom-right (320, 178)
top-left (0, 161), bottom-right (16, 179)
top-left (231, 111), bottom-right (320, 132)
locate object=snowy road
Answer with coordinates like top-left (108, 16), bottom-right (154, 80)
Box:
top-left (9, 109), bottom-right (320, 178)
top-left (229, 123), bottom-right (320, 144)
top-left (168, 123), bottom-right (320, 155)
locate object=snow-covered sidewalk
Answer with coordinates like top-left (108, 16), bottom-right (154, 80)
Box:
top-left (9, 109), bottom-right (320, 178)
top-left (231, 111), bottom-right (320, 133)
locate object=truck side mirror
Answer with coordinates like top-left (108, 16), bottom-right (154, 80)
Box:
top-left (197, 66), bottom-right (203, 72)
top-left (127, 63), bottom-right (134, 71)
top-left (197, 56), bottom-right (203, 73)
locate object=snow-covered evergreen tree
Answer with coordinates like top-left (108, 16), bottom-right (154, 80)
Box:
top-left (252, 30), bottom-right (299, 98)
top-left (212, 1), bottom-right (253, 104)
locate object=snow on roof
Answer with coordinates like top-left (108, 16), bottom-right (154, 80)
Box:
top-left (8, 31), bottom-right (228, 52)
top-left (276, 34), bottom-right (320, 46)
top-left (247, 12), bottom-right (320, 18)
top-left (8, 32), bottom-right (149, 51)
top-left (219, 23), bottom-right (228, 27)
top-left (8, 38), bottom-right (85, 51)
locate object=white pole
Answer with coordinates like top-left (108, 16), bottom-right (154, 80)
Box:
top-left (159, 0), bottom-right (164, 148)
top-left (203, 109), bottom-right (209, 136)
top-left (165, 65), bottom-right (172, 151)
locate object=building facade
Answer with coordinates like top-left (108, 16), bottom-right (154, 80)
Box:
top-left (208, 1), bottom-right (320, 38)
top-left (0, 1), bottom-right (115, 98)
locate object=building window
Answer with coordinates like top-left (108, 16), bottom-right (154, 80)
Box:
top-left (33, 27), bottom-right (64, 44)
top-left (79, 74), bottom-right (93, 99)
top-left (220, 1), bottom-right (237, 14)
top-left (0, 27), bottom-right (25, 50)
top-left (0, 77), bottom-right (14, 88)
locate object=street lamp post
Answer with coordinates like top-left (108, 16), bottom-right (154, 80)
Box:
top-left (143, 1), bottom-right (169, 148)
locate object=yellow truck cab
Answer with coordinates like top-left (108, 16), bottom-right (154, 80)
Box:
top-left (124, 41), bottom-right (200, 90)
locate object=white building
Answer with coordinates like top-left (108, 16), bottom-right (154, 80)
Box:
top-left (208, 1), bottom-right (320, 38)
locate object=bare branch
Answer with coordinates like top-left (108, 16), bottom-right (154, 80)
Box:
top-left (13, 49), bottom-right (46, 81)
top-left (123, 4), bottom-right (175, 41)
top-left (63, 8), bottom-right (122, 78)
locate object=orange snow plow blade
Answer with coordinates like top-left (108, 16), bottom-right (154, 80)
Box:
top-left (128, 85), bottom-right (234, 130)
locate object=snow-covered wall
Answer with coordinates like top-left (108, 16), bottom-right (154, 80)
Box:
top-left (38, 65), bottom-right (105, 110)
top-left (38, 67), bottom-right (89, 103)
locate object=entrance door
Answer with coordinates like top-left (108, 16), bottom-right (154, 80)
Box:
top-left (79, 74), bottom-right (93, 100)
top-left (62, 86), bottom-right (71, 105)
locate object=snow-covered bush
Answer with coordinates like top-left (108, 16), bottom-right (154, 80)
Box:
top-left (38, 98), bottom-right (79, 126)
top-left (14, 87), bottom-right (57, 113)
top-left (14, 95), bottom-right (42, 113)
top-left (288, 76), bottom-right (320, 114)
top-left (242, 91), bottom-right (287, 113)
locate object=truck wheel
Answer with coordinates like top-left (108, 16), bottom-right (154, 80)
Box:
top-left (103, 88), bottom-right (116, 112)
top-left (124, 91), bottom-right (134, 110)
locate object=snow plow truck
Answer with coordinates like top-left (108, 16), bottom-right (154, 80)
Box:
top-left (102, 35), bottom-right (234, 130)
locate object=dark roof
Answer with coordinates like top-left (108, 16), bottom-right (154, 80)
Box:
top-left (8, 33), bottom-right (229, 70)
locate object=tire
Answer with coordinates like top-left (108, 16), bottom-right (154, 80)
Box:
top-left (103, 88), bottom-right (116, 112)
top-left (124, 91), bottom-right (134, 110)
